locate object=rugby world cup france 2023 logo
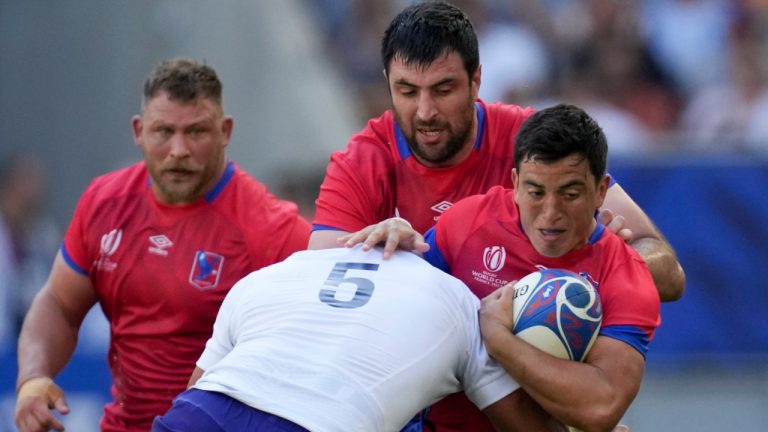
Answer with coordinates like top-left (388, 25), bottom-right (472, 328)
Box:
top-left (483, 246), bottom-right (506, 273)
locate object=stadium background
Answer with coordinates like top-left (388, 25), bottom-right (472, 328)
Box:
top-left (1, 1), bottom-right (766, 430)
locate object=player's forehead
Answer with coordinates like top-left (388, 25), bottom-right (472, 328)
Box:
top-left (388, 51), bottom-right (467, 86)
top-left (142, 92), bottom-right (222, 125)
top-left (518, 155), bottom-right (594, 187)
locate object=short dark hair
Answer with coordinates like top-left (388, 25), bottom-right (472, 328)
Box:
top-left (381, 2), bottom-right (479, 77)
top-left (142, 57), bottom-right (223, 106)
top-left (514, 104), bottom-right (608, 182)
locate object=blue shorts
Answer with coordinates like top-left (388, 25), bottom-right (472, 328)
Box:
top-left (152, 388), bottom-right (309, 432)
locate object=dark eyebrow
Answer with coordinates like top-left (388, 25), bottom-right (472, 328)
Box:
top-left (522, 179), bottom-right (544, 188)
top-left (393, 77), bottom-right (456, 89)
top-left (558, 180), bottom-right (586, 191)
top-left (522, 179), bottom-right (586, 190)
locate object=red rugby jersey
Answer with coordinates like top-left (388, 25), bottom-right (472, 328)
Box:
top-left (62, 161), bottom-right (309, 431)
top-left (313, 100), bottom-right (535, 234)
top-left (422, 185), bottom-right (660, 431)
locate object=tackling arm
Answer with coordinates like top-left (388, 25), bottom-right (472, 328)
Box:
top-left (483, 389), bottom-right (568, 432)
top-left (602, 184), bottom-right (685, 302)
top-left (307, 229), bottom-right (350, 250)
top-left (480, 284), bottom-right (645, 432)
top-left (15, 251), bottom-right (98, 432)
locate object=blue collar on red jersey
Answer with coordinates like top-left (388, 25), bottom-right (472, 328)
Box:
top-left (588, 220), bottom-right (606, 245)
top-left (144, 160), bottom-right (235, 204)
top-left (204, 161), bottom-right (235, 203)
top-left (393, 101), bottom-right (486, 160)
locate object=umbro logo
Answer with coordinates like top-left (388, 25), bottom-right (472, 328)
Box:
top-left (430, 201), bottom-right (453, 213)
top-left (148, 235), bottom-right (173, 256)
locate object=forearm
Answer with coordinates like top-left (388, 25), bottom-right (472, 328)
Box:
top-left (484, 328), bottom-right (627, 431)
top-left (630, 236), bottom-right (685, 302)
top-left (16, 291), bottom-right (80, 390)
top-left (307, 229), bottom-right (348, 250)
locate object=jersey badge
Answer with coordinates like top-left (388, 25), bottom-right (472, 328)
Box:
top-left (483, 246), bottom-right (506, 272)
top-left (95, 228), bottom-right (121, 272)
top-left (189, 250), bottom-right (224, 290)
top-left (470, 246), bottom-right (511, 289)
top-left (148, 235), bottom-right (173, 256)
top-left (430, 201), bottom-right (453, 221)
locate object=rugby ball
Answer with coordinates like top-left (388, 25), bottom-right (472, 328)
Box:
top-left (512, 268), bottom-right (602, 361)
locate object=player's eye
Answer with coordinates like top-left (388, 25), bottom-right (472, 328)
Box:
top-left (156, 127), bottom-right (173, 138)
top-left (562, 190), bottom-right (580, 200)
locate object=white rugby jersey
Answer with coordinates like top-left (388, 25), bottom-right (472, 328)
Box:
top-left (194, 247), bottom-right (519, 431)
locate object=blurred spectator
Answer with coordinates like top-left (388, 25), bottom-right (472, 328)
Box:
top-left (305, 0), bottom-right (404, 123)
top-left (640, 0), bottom-right (735, 97)
top-left (0, 153), bottom-right (60, 346)
top-left (681, 11), bottom-right (768, 154)
top-left (557, 0), bottom-right (682, 154)
top-left (452, 0), bottom-right (553, 105)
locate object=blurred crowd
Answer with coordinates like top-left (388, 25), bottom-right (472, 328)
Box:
top-left (0, 153), bottom-right (60, 347)
top-left (306, 0), bottom-right (768, 157)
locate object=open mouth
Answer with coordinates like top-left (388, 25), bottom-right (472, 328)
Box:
top-left (539, 228), bottom-right (565, 239)
top-left (164, 168), bottom-right (195, 181)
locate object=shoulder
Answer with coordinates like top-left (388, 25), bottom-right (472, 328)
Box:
top-left (447, 185), bottom-right (512, 219)
top-left (222, 164), bottom-right (302, 219)
top-left (329, 111), bottom-right (396, 169)
top-left (80, 162), bottom-right (147, 203)
top-left (478, 100), bottom-right (535, 156)
top-left (596, 231), bottom-right (658, 299)
top-left (481, 100), bottom-right (536, 128)
top-left (598, 230), bottom-right (649, 268)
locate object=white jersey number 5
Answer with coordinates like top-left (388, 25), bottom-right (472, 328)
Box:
top-left (319, 262), bottom-right (379, 309)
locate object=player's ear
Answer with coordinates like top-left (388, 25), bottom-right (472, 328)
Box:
top-left (511, 168), bottom-right (522, 204)
top-left (221, 116), bottom-right (234, 145)
top-left (382, 69), bottom-right (393, 96)
top-left (471, 65), bottom-right (481, 99)
top-left (131, 115), bottom-right (143, 147)
top-left (596, 174), bottom-right (610, 207)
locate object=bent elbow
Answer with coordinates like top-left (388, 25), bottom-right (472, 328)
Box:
top-left (659, 262), bottom-right (686, 302)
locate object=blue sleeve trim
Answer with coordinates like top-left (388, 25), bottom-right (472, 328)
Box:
top-left (600, 325), bottom-right (651, 358)
top-left (423, 228), bottom-right (450, 273)
top-left (311, 224), bottom-right (346, 232)
top-left (61, 243), bottom-right (89, 276)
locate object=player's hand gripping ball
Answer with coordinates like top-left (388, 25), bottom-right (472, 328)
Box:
top-left (512, 268), bottom-right (602, 361)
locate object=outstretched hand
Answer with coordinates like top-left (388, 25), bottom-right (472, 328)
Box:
top-left (598, 208), bottom-right (632, 243)
top-left (15, 377), bottom-right (69, 432)
top-left (337, 217), bottom-right (430, 259)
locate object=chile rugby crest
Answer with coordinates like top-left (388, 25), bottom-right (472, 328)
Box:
top-left (189, 250), bottom-right (224, 290)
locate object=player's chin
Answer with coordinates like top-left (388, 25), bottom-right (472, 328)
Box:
top-left (532, 240), bottom-right (569, 258)
top-left (158, 182), bottom-right (203, 204)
